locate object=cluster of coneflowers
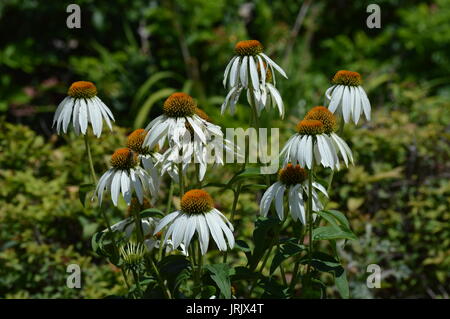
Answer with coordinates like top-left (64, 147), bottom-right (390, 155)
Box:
top-left (53, 39), bottom-right (370, 298)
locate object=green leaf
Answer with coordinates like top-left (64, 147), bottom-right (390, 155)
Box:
top-left (227, 167), bottom-right (263, 186)
top-left (302, 252), bottom-right (350, 299)
top-left (79, 183), bottom-right (94, 207)
top-left (319, 210), bottom-right (351, 229)
top-left (158, 255), bottom-right (191, 293)
top-left (235, 239), bottom-right (252, 263)
top-left (241, 184), bottom-right (268, 191)
top-left (205, 264), bottom-right (232, 299)
top-left (231, 266), bottom-right (259, 281)
top-left (335, 268), bottom-right (350, 299)
top-left (140, 208), bottom-right (165, 219)
top-left (270, 239), bottom-right (306, 274)
top-left (313, 226), bottom-right (357, 241)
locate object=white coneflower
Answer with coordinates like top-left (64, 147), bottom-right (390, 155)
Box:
top-left (95, 148), bottom-right (157, 206)
top-left (260, 164), bottom-right (328, 224)
top-left (126, 128), bottom-right (161, 190)
top-left (53, 81), bottom-right (115, 137)
top-left (222, 40), bottom-right (287, 116)
top-left (144, 94), bottom-right (233, 181)
top-left (154, 189), bottom-right (234, 255)
top-left (325, 70), bottom-right (371, 124)
top-left (281, 107), bottom-right (353, 170)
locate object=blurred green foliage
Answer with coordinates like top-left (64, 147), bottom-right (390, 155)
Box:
top-left (1, 0), bottom-right (449, 298)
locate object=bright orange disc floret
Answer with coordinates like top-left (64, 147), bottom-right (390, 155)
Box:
top-left (278, 164), bottom-right (307, 186)
top-left (295, 119), bottom-right (325, 135)
top-left (234, 40), bottom-right (263, 56)
top-left (332, 70), bottom-right (362, 86)
top-left (127, 129), bottom-right (149, 154)
top-left (110, 148), bottom-right (137, 170)
top-left (304, 106), bottom-right (336, 134)
top-left (163, 92), bottom-right (197, 117)
top-left (68, 81), bottom-right (98, 98)
top-left (181, 189), bottom-right (214, 215)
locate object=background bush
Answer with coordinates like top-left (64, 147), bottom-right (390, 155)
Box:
top-left (0, 0), bottom-right (449, 298)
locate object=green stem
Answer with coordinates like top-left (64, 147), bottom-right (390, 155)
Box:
top-left (178, 163), bottom-right (185, 197)
top-left (132, 269), bottom-right (143, 298)
top-left (100, 207), bottom-right (131, 290)
top-left (149, 256), bottom-right (172, 299)
top-left (248, 215), bottom-right (288, 296)
top-left (290, 141), bottom-right (315, 293)
top-left (306, 144), bottom-right (315, 277)
top-left (84, 134), bottom-right (97, 183)
top-left (197, 240), bottom-right (203, 294)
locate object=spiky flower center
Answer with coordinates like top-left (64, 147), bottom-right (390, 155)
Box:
top-left (68, 81), bottom-right (97, 98)
top-left (120, 242), bottom-right (145, 273)
top-left (304, 106), bottom-right (336, 134)
top-left (163, 92), bottom-right (196, 117)
top-left (234, 40), bottom-right (263, 56)
top-left (296, 119), bottom-right (325, 135)
top-left (181, 189), bottom-right (214, 215)
top-left (332, 70), bottom-right (362, 86)
top-left (127, 129), bottom-right (150, 154)
top-left (278, 164), bottom-right (307, 186)
top-left (110, 148), bottom-right (138, 170)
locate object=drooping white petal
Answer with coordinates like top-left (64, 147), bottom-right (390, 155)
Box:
top-left (212, 209), bottom-right (234, 249)
top-left (205, 212), bottom-right (227, 251)
top-left (183, 216), bottom-right (196, 249)
top-left (267, 83), bottom-right (284, 118)
top-left (342, 86), bottom-right (351, 123)
top-left (274, 183), bottom-right (286, 220)
top-left (359, 86), bottom-right (371, 121)
top-left (305, 135), bottom-right (313, 169)
top-left (78, 98), bottom-right (88, 134)
top-left (229, 56), bottom-right (241, 87)
top-left (172, 213), bottom-right (188, 249)
top-left (53, 96), bottom-right (70, 127)
top-left (110, 170), bottom-right (122, 206)
top-left (144, 119), bottom-right (169, 149)
top-left (352, 86), bottom-right (361, 124)
top-left (328, 85), bottom-right (344, 114)
top-left (72, 99), bottom-right (81, 135)
top-left (62, 100), bottom-right (74, 134)
top-left (154, 211), bottom-right (181, 234)
top-left (249, 56), bottom-right (260, 92)
top-left (130, 169), bottom-right (143, 204)
top-left (96, 169), bottom-right (114, 205)
top-left (239, 56), bottom-right (248, 88)
top-left (223, 56), bottom-right (237, 88)
top-left (260, 182), bottom-right (279, 216)
top-left (196, 215), bottom-right (210, 255)
top-left (259, 53), bottom-right (288, 78)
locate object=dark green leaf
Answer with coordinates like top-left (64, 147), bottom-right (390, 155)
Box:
top-left (313, 226), bottom-right (357, 241)
top-left (140, 208), bottom-right (164, 219)
top-left (270, 239), bottom-right (306, 274)
top-left (250, 217), bottom-right (279, 269)
top-left (205, 263), bottom-right (232, 299)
